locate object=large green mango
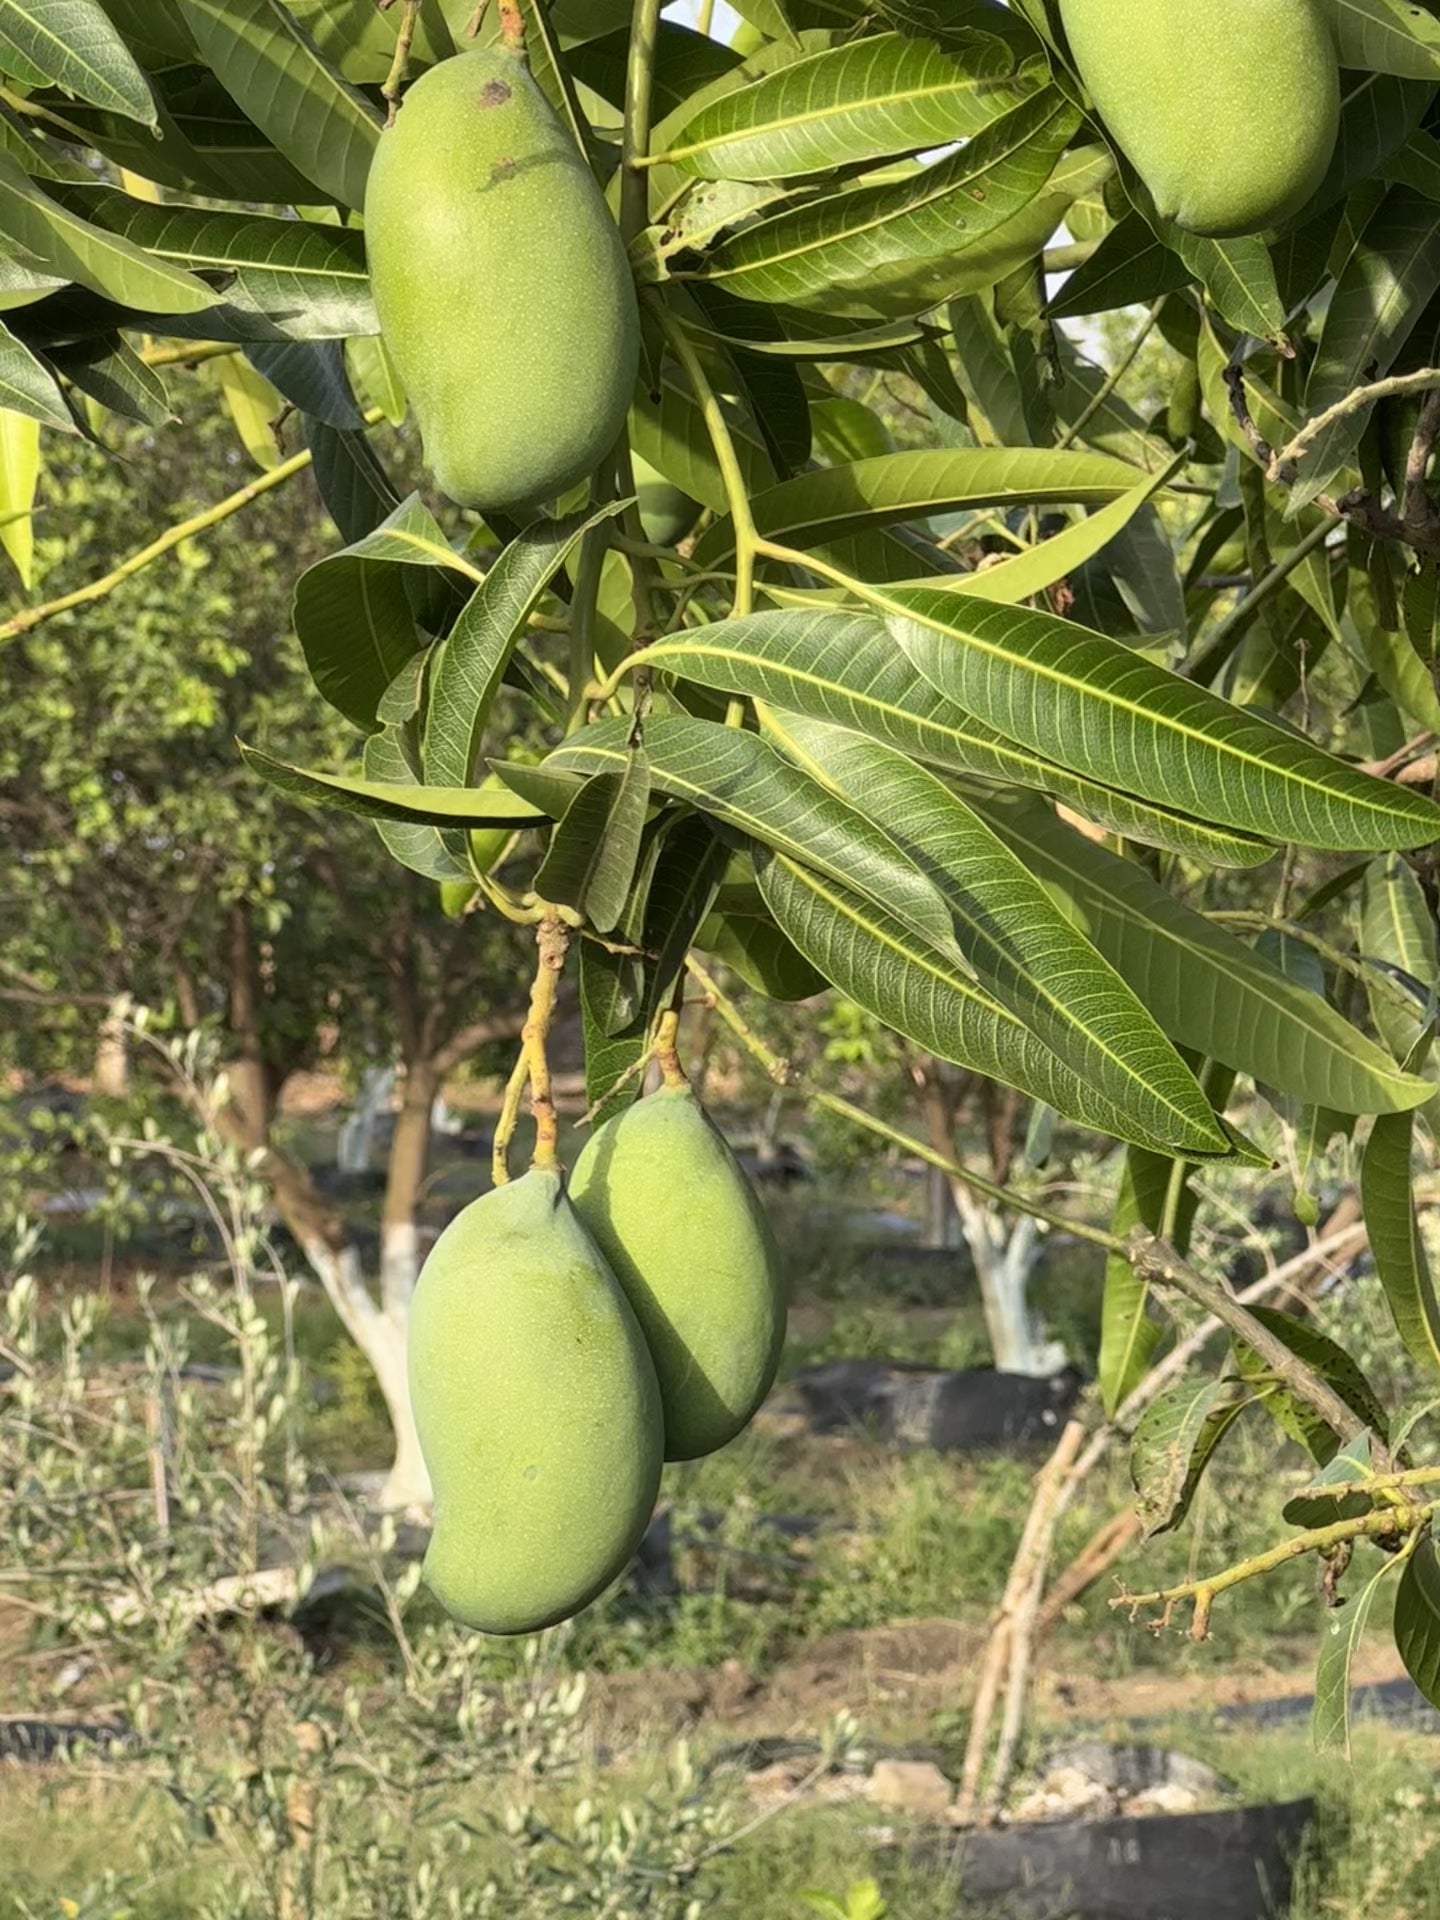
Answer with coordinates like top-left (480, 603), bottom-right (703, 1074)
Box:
top-left (409, 1168), bottom-right (662, 1633)
top-left (365, 48), bottom-right (639, 510)
top-left (570, 1084), bottom-right (786, 1462)
top-left (1058, 0), bottom-right (1339, 237)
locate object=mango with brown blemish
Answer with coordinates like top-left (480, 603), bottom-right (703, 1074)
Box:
top-left (365, 49), bottom-right (639, 510)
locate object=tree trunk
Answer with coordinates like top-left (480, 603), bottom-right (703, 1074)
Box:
top-left (93, 993), bottom-right (133, 1098)
top-left (948, 1185), bottom-right (1061, 1376)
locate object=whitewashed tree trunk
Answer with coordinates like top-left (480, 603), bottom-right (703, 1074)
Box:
top-left (947, 1186), bottom-right (1065, 1377)
top-left (337, 1066), bottom-right (395, 1174)
top-left (296, 1233), bottom-right (431, 1509)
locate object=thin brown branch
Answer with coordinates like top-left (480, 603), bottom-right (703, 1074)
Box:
top-left (1127, 1229), bottom-right (1374, 1453)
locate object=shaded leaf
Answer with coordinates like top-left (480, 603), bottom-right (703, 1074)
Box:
top-left (1362, 1107), bottom-right (1440, 1376)
top-left (1130, 1375), bottom-right (1249, 1537)
top-left (237, 743), bottom-right (553, 827)
top-left (0, 0), bottom-right (156, 123)
top-left (1395, 1539), bottom-right (1440, 1711)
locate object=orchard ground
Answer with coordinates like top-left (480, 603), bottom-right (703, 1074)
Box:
top-left (4, 1078), bottom-right (1438, 1920)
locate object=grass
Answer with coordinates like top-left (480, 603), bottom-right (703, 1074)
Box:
top-left (9, 1141), bottom-right (1440, 1919)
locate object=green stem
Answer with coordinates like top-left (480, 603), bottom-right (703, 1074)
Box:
top-left (655, 301), bottom-right (759, 626)
top-left (566, 517), bottom-right (611, 735)
top-left (1185, 517), bottom-right (1333, 685)
top-left (620, 0), bottom-right (663, 255)
top-left (1056, 295), bottom-right (1167, 454)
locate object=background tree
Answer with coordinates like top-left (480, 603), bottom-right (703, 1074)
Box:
top-left (2, 0), bottom-right (1440, 1707)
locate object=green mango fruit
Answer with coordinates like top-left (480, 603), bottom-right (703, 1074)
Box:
top-left (438, 878), bottom-right (477, 920)
top-left (409, 1167), bottom-right (663, 1632)
top-left (1058, 0), bottom-right (1339, 238)
top-left (365, 48), bottom-right (640, 510)
top-left (634, 454), bottom-right (701, 548)
top-left (570, 1083), bottom-right (786, 1461)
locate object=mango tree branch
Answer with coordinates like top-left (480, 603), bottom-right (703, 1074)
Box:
top-left (1267, 366), bottom-right (1440, 484)
top-left (1126, 1228), bottom-right (1372, 1449)
top-left (1, 407), bottom-right (384, 647)
top-left (1112, 1503), bottom-right (1435, 1642)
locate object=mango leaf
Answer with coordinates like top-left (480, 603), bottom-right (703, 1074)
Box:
top-left (664, 29), bottom-right (1035, 180)
top-left (697, 87), bottom-right (1079, 310)
top-left (1395, 1539), bottom-right (1440, 1711)
top-left (1322, 0), bottom-right (1440, 78)
top-left (1362, 1108), bottom-right (1440, 1376)
top-left (760, 709), bottom-right (1228, 1155)
top-left (362, 720), bottom-right (470, 884)
top-left (57, 331), bottom-right (173, 426)
top-left (549, 715), bottom-right (957, 953)
top-left (305, 416), bottom-right (400, 544)
top-left (630, 361), bottom-right (776, 515)
top-left (1047, 213), bottom-right (1193, 318)
top-left (755, 847), bottom-right (1202, 1150)
top-left (292, 493), bottom-right (472, 729)
top-left (1359, 854), bottom-right (1438, 1066)
top-left (0, 0), bottom-right (156, 123)
top-left (176, 0), bottom-right (382, 212)
top-left (694, 444), bottom-right (1158, 565)
top-left (1130, 1375), bottom-right (1249, 1537)
top-left (696, 902), bottom-right (826, 1000)
top-left (885, 585), bottom-right (1440, 851)
top-left (237, 745), bottom-right (554, 828)
top-left (423, 504), bottom-right (626, 789)
top-left (1295, 188), bottom-right (1440, 503)
top-left (1284, 1434), bottom-right (1376, 1530)
top-left (1315, 1546), bottom-right (1405, 1758)
top-left (1100, 1149), bottom-right (1200, 1417)
top-left (639, 609), bottom-right (1275, 866)
top-left (934, 455), bottom-right (1185, 606)
top-left (977, 792), bottom-right (1433, 1116)
top-left (0, 151), bottom-right (218, 314)
top-left (581, 815), bottom-right (728, 1124)
top-left (0, 400), bottom-right (38, 586)
top-left (47, 184), bottom-right (375, 338)
top-left (535, 752), bottom-right (652, 933)
top-left (1233, 1308), bottom-right (1391, 1464)
top-left (1163, 229), bottom-right (1286, 342)
top-left (0, 314), bottom-right (70, 428)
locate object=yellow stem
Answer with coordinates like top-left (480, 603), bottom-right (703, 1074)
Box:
top-left (1, 408), bottom-right (385, 647)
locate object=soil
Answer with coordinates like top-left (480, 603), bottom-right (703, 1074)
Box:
top-left (590, 1615), bottom-right (1414, 1749)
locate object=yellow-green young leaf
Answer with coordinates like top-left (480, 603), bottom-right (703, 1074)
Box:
top-left (238, 743), bottom-right (554, 828)
top-left (638, 609), bottom-right (1275, 867)
top-left (0, 403), bottom-right (39, 587)
top-left (694, 445), bottom-right (1159, 566)
top-left (1361, 1109), bottom-right (1440, 1377)
top-left (977, 793), bottom-right (1434, 1116)
top-left (176, 0), bottom-right (382, 212)
top-left (884, 585), bottom-right (1440, 851)
top-left (663, 30), bottom-right (1036, 181)
top-left (205, 355), bottom-right (282, 471)
top-left (760, 709), bottom-right (1228, 1156)
top-left (1395, 1539), bottom-right (1440, 1711)
top-left (0, 0), bottom-right (157, 124)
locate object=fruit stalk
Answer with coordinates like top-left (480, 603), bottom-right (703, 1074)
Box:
top-left (525, 913), bottom-right (569, 1169)
top-left (490, 911), bottom-right (570, 1183)
top-left (379, 0), bottom-right (422, 125)
top-left (496, 1), bottom-right (525, 53)
top-left (651, 1006), bottom-right (687, 1091)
